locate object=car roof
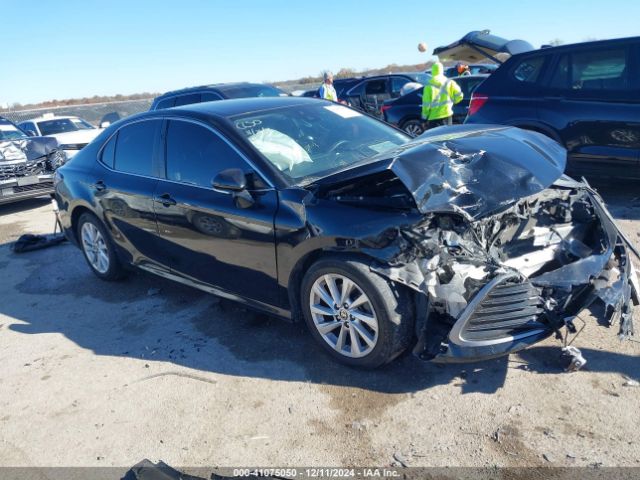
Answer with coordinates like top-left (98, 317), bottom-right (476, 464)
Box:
top-left (143, 96), bottom-right (325, 120)
top-left (537, 35), bottom-right (640, 53)
top-left (154, 82), bottom-right (277, 99)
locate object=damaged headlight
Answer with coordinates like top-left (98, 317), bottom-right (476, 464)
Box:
top-left (47, 149), bottom-right (68, 170)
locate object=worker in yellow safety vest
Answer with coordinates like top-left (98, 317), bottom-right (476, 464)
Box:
top-left (318, 71), bottom-right (338, 102)
top-left (421, 62), bottom-right (464, 129)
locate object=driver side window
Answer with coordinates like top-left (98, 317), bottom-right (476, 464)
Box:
top-left (165, 120), bottom-right (251, 188)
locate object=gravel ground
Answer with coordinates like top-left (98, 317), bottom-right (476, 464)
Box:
top-left (0, 188), bottom-right (639, 470)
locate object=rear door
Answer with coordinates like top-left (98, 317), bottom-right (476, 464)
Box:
top-left (93, 119), bottom-right (166, 268)
top-left (153, 119), bottom-right (280, 305)
top-left (541, 42), bottom-right (640, 179)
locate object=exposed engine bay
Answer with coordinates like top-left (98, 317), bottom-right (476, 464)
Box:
top-left (312, 126), bottom-right (639, 365)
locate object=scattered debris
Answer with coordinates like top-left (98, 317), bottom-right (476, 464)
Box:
top-left (562, 346), bottom-right (587, 372)
top-left (393, 451), bottom-right (409, 467)
top-left (622, 376), bottom-right (639, 387)
top-left (543, 453), bottom-right (554, 462)
top-left (351, 421), bottom-right (366, 431)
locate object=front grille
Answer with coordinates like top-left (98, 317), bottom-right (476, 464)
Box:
top-left (462, 281), bottom-right (546, 341)
top-left (0, 160), bottom-right (47, 180)
top-left (12, 182), bottom-right (54, 193)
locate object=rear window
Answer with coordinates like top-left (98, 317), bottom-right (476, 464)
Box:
top-left (512, 56), bottom-right (545, 83)
top-left (365, 79), bottom-right (386, 95)
top-left (113, 120), bottom-right (161, 176)
top-left (572, 48), bottom-right (629, 90)
top-left (155, 98), bottom-right (175, 109)
top-left (549, 47), bottom-right (631, 92)
top-left (174, 93), bottom-right (201, 107)
top-left (100, 133), bottom-right (117, 169)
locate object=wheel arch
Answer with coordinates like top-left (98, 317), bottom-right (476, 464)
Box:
top-left (69, 204), bottom-right (96, 244)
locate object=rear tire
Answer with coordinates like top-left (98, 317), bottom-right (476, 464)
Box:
top-left (77, 212), bottom-right (127, 281)
top-left (401, 119), bottom-right (424, 137)
top-left (301, 256), bottom-right (413, 368)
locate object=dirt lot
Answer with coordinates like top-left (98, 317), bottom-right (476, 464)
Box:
top-left (0, 187), bottom-right (639, 471)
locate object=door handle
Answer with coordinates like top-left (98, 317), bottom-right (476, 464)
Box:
top-left (154, 193), bottom-right (177, 207)
top-left (93, 180), bottom-right (106, 191)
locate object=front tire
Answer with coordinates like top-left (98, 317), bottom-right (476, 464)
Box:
top-left (301, 256), bottom-right (413, 368)
top-left (77, 212), bottom-right (126, 281)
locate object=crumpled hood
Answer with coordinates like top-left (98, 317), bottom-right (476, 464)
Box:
top-left (389, 125), bottom-right (566, 218)
top-left (50, 129), bottom-right (101, 145)
top-left (0, 136), bottom-right (59, 163)
top-left (316, 125), bottom-right (566, 220)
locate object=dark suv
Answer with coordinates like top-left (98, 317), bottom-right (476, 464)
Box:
top-left (465, 36), bottom-right (640, 180)
top-left (150, 82), bottom-right (286, 110)
top-left (381, 75), bottom-right (488, 135)
top-left (331, 74), bottom-right (430, 117)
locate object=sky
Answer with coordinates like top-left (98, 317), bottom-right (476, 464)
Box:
top-left (2, 0), bottom-right (639, 105)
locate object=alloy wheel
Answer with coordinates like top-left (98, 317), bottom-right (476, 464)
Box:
top-left (81, 222), bottom-right (110, 274)
top-left (309, 274), bottom-right (379, 358)
top-left (404, 122), bottom-right (423, 136)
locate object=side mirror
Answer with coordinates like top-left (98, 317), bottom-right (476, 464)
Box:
top-left (212, 168), bottom-right (254, 208)
top-left (212, 168), bottom-right (247, 191)
top-left (100, 121), bottom-right (111, 128)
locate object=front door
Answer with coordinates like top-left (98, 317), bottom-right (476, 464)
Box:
top-left (153, 119), bottom-right (279, 306)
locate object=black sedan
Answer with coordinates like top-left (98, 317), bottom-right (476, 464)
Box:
top-left (381, 75), bottom-right (487, 136)
top-left (54, 98), bottom-right (638, 368)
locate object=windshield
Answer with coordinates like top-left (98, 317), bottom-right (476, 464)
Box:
top-left (0, 118), bottom-right (28, 141)
top-left (232, 103), bottom-right (409, 184)
top-left (37, 118), bottom-right (94, 135)
top-left (221, 85), bottom-right (284, 99)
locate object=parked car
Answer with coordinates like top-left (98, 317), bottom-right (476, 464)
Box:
top-left (463, 36), bottom-right (640, 180)
top-left (381, 74), bottom-right (488, 135)
top-left (328, 73), bottom-right (431, 116)
top-left (150, 82), bottom-right (286, 110)
top-left (54, 97), bottom-right (638, 368)
top-left (0, 116), bottom-right (66, 205)
top-left (18, 114), bottom-right (104, 159)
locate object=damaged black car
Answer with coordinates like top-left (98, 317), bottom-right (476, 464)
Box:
top-left (54, 98), bottom-right (639, 368)
top-left (0, 116), bottom-right (67, 205)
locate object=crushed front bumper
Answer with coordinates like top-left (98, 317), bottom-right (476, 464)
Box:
top-left (428, 189), bottom-right (638, 363)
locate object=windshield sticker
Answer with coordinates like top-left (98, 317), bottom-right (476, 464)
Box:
top-left (324, 105), bottom-right (362, 119)
top-left (235, 119), bottom-right (262, 130)
top-left (369, 141), bottom-right (399, 154)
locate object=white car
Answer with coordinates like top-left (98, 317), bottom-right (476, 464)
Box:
top-left (18, 114), bottom-right (105, 158)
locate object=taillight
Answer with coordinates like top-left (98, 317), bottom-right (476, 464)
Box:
top-left (380, 104), bottom-right (392, 114)
top-left (468, 94), bottom-right (488, 116)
